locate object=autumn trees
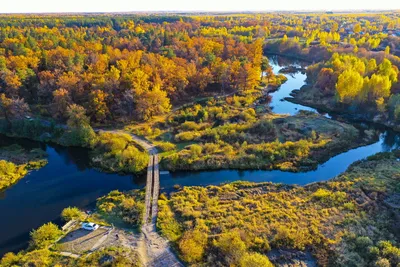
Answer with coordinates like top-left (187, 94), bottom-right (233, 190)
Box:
top-left (310, 53), bottom-right (400, 113)
top-left (0, 93), bottom-right (29, 127)
top-left (1, 13), bottom-right (398, 125)
top-left (0, 14), bottom-right (267, 124)
top-left (336, 69), bottom-right (364, 103)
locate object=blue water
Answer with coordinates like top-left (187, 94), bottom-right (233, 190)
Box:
top-left (1, 55), bottom-right (400, 256)
top-left (159, 56), bottom-right (400, 191)
top-left (0, 136), bottom-right (143, 256)
top-left (160, 132), bottom-right (398, 190)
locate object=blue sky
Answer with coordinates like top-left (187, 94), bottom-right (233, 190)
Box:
top-left (1, 0), bottom-right (399, 13)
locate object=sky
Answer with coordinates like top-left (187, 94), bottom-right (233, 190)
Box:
top-left (1, 0), bottom-right (400, 13)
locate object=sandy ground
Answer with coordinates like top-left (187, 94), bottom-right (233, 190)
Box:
top-left (58, 226), bottom-right (140, 254)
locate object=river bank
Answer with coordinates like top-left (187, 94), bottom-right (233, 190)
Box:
top-left (1, 54), bottom-right (400, 258)
top-left (0, 135), bottom-right (142, 256)
top-left (158, 150), bottom-right (400, 267)
top-left (0, 144), bottom-right (47, 191)
top-left (286, 84), bottom-right (400, 132)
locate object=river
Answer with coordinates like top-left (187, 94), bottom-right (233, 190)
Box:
top-left (0, 135), bottom-right (144, 256)
top-left (159, 56), bottom-right (400, 190)
top-left (1, 55), bottom-right (400, 256)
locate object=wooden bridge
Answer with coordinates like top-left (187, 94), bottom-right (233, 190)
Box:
top-left (129, 134), bottom-right (184, 267)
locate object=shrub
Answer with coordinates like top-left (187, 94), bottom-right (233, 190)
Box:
top-left (157, 198), bottom-right (182, 241)
top-left (30, 223), bottom-right (63, 249)
top-left (239, 252), bottom-right (273, 267)
top-left (91, 132), bottom-right (149, 173)
top-left (374, 258), bottom-right (391, 267)
top-left (180, 121), bottom-right (202, 131)
top-left (178, 230), bottom-right (208, 263)
top-left (0, 160), bottom-right (27, 190)
top-left (61, 207), bottom-right (85, 221)
top-left (312, 188), bottom-right (347, 205)
top-left (0, 252), bottom-right (20, 267)
top-left (190, 144), bottom-right (203, 157)
top-left (214, 231), bottom-right (247, 266)
top-left (59, 125), bottom-right (97, 148)
top-left (96, 190), bottom-right (144, 227)
top-left (175, 131), bottom-right (201, 142)
top-left (155, 141), bottom-right (176, 152)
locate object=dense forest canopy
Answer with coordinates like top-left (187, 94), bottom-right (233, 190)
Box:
top-left (1, 12), bottom-right (400, 124)
top-left (1, 12), bottom-right (400, 267)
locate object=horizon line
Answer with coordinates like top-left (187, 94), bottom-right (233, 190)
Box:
top-left (0, 9), bottom-right (399, 15)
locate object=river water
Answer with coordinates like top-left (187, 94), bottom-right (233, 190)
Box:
top-left (159, 56), bottom-right (400, 190)
top-left (1, 55), bottom-right (400, 256)
top-left (0, 136), bottom-right (143, 256)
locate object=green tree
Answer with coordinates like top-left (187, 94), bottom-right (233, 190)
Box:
top-left (64, 104), bottom-right (97, 147)
top-left (66, 104), bottom-right (89, 128)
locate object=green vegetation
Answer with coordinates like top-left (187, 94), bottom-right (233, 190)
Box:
top-left (61, 207), bottom-right (86, 222)
top-left (0, 111), bottom-right (149, 174)
top-left (1, 198), bottom-right (144, 267)
top-left (30, 223), bottom-right (63, 249)
top-left (96, 189), bottom-right (145, 228)
top-left (291, 52), bottom-right (400, 130)
top-left (0, 102), bottom-right (97, 148)
top-left (131, 101), bottom-right (376, 172)
top-left (2, 12), bottom-right (400, 266)
top-left (0, 144), bottom-right (47, 190)
top-left (158, 151), bottom-right (400, 266)
top-left (91, 132), bottom-right (149, 173)
top-left (0, 246), bottom-right (142, 267)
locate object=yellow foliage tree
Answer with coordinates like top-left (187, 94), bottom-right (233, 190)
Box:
top-left (336, 69), bottom-right (364, 103)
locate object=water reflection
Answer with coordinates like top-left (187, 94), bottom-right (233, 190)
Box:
top-left (382, 130), bottom-right (400, 151)
top-left (2, 55), bottom-right (400, 257)
top-left (159, 56), bottom-right (400, 191)
top-left (267, 56), bottom-right (317, 115)
top-left (0, 135), bottom-right (142, 256)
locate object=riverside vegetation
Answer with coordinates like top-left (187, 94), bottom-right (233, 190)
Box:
top-left (0, 190), bottom-right (145, 267)
top-left (289, 53), bottom-right (400, 131)
top-left (0, 144), bottom-right (47, 190)
top-left (1, 12), bottom-right (400, 174)
top-left (2, 150), bottom-right (399, 266)
top-left (157, 151), bottom-right (400, 267)
top-left (0, 107), bottom-right (149, 174)
top-left (0, 12), bottom-right (400, 267)
top-left (129, 104), bottom-right (378, 172)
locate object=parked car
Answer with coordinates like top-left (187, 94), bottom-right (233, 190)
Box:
top-left (25, 115), bottom-right (33, 121)
top-left (81, 222), bottom-right (99, 231)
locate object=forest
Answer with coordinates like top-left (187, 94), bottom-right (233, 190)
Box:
top-left (1, 11), bottom-right (400, 267)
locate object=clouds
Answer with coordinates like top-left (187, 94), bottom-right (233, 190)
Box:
top-left (1, 0), bottom-right (399, 13)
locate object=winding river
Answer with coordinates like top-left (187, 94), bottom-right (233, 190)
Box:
top-left (1, 55), bottom-right (400, 256)
top-left (159, 56), bottom-right (400, 189)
